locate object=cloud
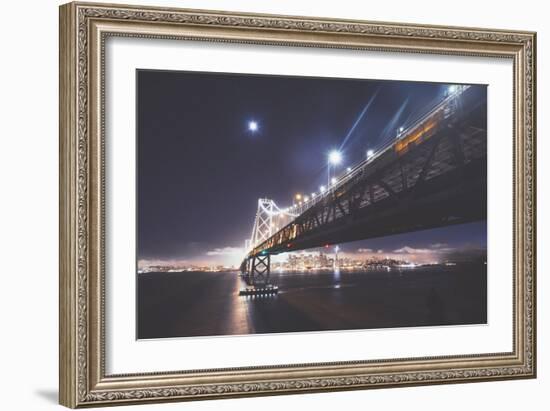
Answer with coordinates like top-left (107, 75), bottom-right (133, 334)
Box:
top-left (377, 249), bottom-right (383, 253)
top-left (206, 247), bottom-right (243, 256)
top-left (137, 258), bottom-right (191, 270)
top-left (393, 246), bottom-right (432, 254)
top-left (441, 247), bottom-right (486, 262)
top-left (430, 243), bottom-right (448, 249)
top-left (357, 248), bottom-right (373, 253)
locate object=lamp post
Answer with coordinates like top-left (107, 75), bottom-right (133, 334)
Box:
top-left (328, 150), bottom-right (342, 188)
top-left (294, 193), bottom-right (302, 213)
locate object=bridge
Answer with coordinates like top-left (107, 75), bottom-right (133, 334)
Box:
top-left (239, 85), bottom-right (487, 292)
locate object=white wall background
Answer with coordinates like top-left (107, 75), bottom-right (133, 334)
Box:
top-left (0, 0), bottom-right (546, 409)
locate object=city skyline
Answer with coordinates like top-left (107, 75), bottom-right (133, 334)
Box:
top-left (137, 221), bottom-right (486, 271)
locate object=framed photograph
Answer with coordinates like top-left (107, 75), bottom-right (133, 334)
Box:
top-left (59, 2), bottom-right (536, 408)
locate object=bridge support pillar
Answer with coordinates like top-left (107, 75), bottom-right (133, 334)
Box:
top-left (249, 254), bottom-right (271, 287)
top-left (239, 254), bottom-right (278, 296)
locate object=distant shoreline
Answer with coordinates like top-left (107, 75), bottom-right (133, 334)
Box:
top-left (137, 260), bottom-right (485, 275)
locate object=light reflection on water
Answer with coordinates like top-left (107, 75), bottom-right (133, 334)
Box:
top-left (225, 271), bottom-right (254, 335)
top-left (333, 267), bottom-right (341, 282)
top-left (138, 264), bottom-right (487, 338)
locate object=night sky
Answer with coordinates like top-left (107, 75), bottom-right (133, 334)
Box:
top-left (137, 70), bottom-right (486, 266)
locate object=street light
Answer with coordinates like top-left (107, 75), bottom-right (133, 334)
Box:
top-left (328, 150), bottom-right (343, 187)
top-left (319, 185), bottom-right (326, 193)
top-left (331, 177), bottom-right (337, 185)
top-left (328, 150), bottom-right (342, 165)
top-left (367, 149), bottom-right (374, 159)
top-left (397, 126), bottom-right (404, 138)
top-left (448, 84), bottom-right (457, 94)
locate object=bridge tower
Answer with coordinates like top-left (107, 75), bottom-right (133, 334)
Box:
top-left (250, 198), bottom-right (276, 248)
top-left (240, 199), bottom-right (278, 294)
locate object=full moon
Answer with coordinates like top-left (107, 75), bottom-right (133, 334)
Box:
top-left (248, 120), bottom-right (258, 132)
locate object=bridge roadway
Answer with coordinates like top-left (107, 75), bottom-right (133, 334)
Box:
top-left (248, 86), bottom-right (487, 261)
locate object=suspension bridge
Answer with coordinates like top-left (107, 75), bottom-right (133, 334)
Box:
top-left (239, 85), bottom-right (487, 295)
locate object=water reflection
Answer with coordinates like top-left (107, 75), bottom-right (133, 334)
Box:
top-left (137, 263), bottom-right (487, 339)
top-left (333, 267), bottom-right (341, 282)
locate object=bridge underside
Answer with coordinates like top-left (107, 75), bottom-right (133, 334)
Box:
top-left (266, 156), bottom-right (485, 255)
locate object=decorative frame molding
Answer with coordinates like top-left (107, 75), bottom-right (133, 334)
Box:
top-left (59, 2), bottom-right (536, 408)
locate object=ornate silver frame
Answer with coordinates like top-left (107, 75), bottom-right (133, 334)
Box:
top-left (59, 2), bottom-right (536, 408)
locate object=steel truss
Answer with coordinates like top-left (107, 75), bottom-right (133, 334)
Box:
top-left (244, 254), bottom-right (271, 287)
